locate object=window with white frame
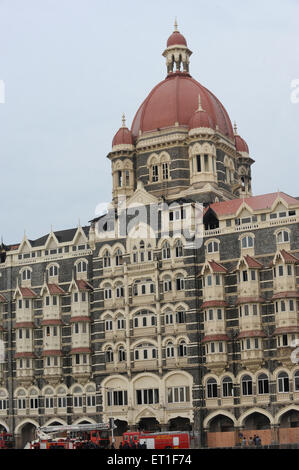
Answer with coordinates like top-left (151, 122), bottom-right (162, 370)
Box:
top-left (167, 386), bottom-right (190, 403)
top-left (103, 250), bottom-right (111, 268)
top-left (241, 375), bottom-right (253, 395)
top-left (134, 343), bottom-right (157, 360)
top-left (222, 377), bottom-right (233, 397)
top-left (207, 241), bottom-right (219, 254)
top-left (257, 374), bottom-right (269, 394)
top-left (107, 390), bottom-right (128, 406)
top-left (277, 230), bottom-right (290, 244)
top-left (241, 235), bottom-right (254, 249)
top-left (278, 372), bottom-right (289, 393)
top-left (136, 388), bottom-right (159, 405)
top-left (206, 378), bottom-right (217, 398)
top-left (162, 242), bottom-right (171, 260)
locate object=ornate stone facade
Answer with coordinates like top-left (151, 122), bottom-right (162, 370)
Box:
top-left (0, 24), bottom-right (298, 448)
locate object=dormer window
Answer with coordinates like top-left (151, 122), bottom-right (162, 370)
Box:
top-left (277, 230), bottom-right (290, 244)
top-left (241, 236), bottom-right (254, 249)
top-left (49, 265), bottom-right (58, 277)
top-left (22, 269), bottom-right (31, 281)
top-left (207, 241), bottom-right (219, 253)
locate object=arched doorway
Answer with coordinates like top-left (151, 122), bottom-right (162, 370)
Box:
top-left (242, 412), bottom-right (271, 446)
top-left (114, 419), bottom-right (128, 436)
top-left (168, 417), bottom-right (191, 431)
top-left (243, 412), bottom-right (271, 430)
top-left (206, 414), bottom-right (235, 448)
top-left (0, 424), bottom-right (8, 432)
top-left (280, 409), bottom-right (299, 428)
top-left (279, 409), bottom-right (299, 444)
top-left (19, 423), bottom-right (37, 449)
top-left (210, 414), bottom-right (235, 432)
top-left (138, 417), bottom-right (160, 432)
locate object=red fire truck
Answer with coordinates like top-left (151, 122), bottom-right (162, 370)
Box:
top-left (0, 432), bottom-right (14, 449)
top-left (122, 431), bottom-right (190, 449)
top-left (26, 423), bottom-right (111, 449)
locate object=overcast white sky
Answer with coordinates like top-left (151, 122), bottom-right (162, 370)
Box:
top-left (0, 0), bottom-right (298, 244)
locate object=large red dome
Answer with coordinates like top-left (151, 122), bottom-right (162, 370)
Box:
top-left (131, 72), bottom-right (234, 141)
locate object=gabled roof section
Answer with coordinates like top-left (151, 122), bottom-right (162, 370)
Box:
top-left (68, 279), bottom-right (93, 292)
top-left (208, 192), bottom-right (298, 218)
top-left (280, 250), bottom-right (299, 264)
top-left (200, 260), bottom-right (228, 275)
top-left (236, 255), bottom-right (263, 270)
top-left (40, 284), bottom-right (65, 296)
top-left (14, 287), bottom-right (37, 299)
top-left (272, 250), bottom-right (299, 266)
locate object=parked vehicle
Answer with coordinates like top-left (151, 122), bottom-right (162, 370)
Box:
top-left (122, 430), bottom-right (190, 449)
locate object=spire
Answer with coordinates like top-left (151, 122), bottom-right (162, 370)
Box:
top-left (174, 17), bottom-right (178, 32)
top-left (122, 113), bottom-right (126, 128)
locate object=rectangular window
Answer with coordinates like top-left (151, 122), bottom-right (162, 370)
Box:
top-left (242, 271), bottom-right (248, 282)
top-left (251, 270), bottom-right (256, 281)
top-left (152, 165), bottom-right (158, 182)
top-left (196, 155), bottom-right (201, 172)
top-left (278, 266), bottom-right (284, 277)
top-left (217, 309), bottom-right (222, 320)
top-left (204, 154), bottom-right (209, 172)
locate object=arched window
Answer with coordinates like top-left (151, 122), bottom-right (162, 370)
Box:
top-left (175, 275), bottom-right (185, 291)
top-left (241, 375), bottom-right (253, 396)
top-left (222, 376), bottom-right (233, 397)
top-left (104, 284), bottom-right (112, 300)
top-left (132, 246), bottom-right (138, 264)
top-left (241, 235), bottom-right (254, 248)
top-left (165, 311), bottom-right (174, 325)
top-left (115, 249), bottom-right (123, 266)
top-left (163, 276), bottom-right (172, 292)
top-left (103, 250), bottom-right (111, 268)
top-left (166, 342), bottom-right (175, 358)
top-left (139, 241), bottom-right (145, 262)
top-left (134, 343), bottom-right (157, 360)
top-left (278, 372), bottom-right (289, 393)
top-left (178, 340), bottom-right (187, 357)
top-left (76, 261), bottom-right (87, 273)
top-left (115, 283), bottom-right (124, 298)
top-left (22, 269), bottom-right (31, 281)
top-left (106, 347), bottom-right (114, 363)
top-left (207, 241), bottom-right (219, 254)
top-left (44, 387), bottom-right (54, 409)
top-left (207, 378), bottom-right (217, 398)
top-left (105, 316), bottom-right (113, 331)
top-left (257, 373), bottom-right (269, 394)
top-left (49, 265), bottom-right (58, 277)
top-left (294, 371), bottom-right (299, 392)
top-left (147, 244), bottom-right (152, 262)
top-left (162, 242), bottom-right (171, 260)
top-left (116, 315), bottom-right (125, 329)
top-left (277, 231), bottom-right (289, 244)
top-left (73, 386), bottom-right (83, 407)
top-left (175, 240), bottom-right (183, 258)
top-left (118, 346), bottom-right (126, 362)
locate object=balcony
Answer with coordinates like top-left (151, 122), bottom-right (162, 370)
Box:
top-left (72, 364), bottom-right (91, 381)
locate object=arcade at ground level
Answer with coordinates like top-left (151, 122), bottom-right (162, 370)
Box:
top-left (1, 406), bottom-right (299, 448)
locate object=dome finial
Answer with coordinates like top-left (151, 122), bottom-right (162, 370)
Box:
top-left (234, 121), bottom-right (238, 135)
top-left (122, 113), bottom-right (126, 128)
top-left (174, 17), bottom-right (178, 32)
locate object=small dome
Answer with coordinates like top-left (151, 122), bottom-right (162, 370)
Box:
top-left (189, 106), bottom-right (214, 131)
top-left (235, 134), bottom-right (249, 153)
top-left (112, 114), bottom-right (134, 148)
top-left (167, 31), bottom-right (187, 47)
top-left (112, 127), bottom-right (133, 147)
